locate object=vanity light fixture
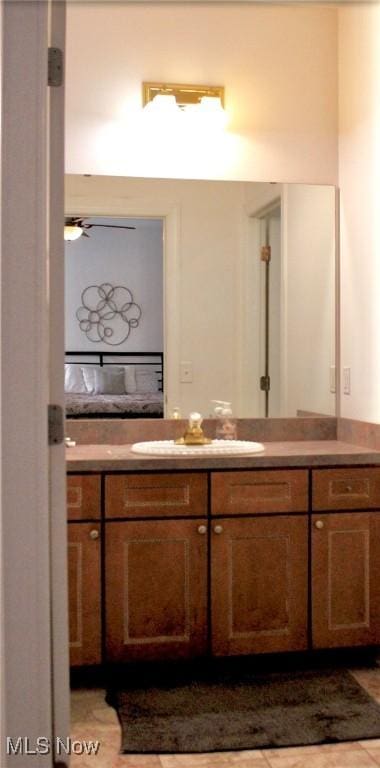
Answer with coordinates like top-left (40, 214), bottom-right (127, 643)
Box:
top-left (142, 82), bottom-right (225, 113)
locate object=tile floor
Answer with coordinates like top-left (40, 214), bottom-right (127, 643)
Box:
top-left (70, 667), bottom-right (380, 768)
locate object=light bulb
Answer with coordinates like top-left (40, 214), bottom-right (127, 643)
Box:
top-left (199, 96), bottom-right (224, 112)
top-left (64, 225), bottom-right (83, 241)
top-left (144, 94), bottom-right (179, 113)
top-left (198, 96), bottom-right (228, 128)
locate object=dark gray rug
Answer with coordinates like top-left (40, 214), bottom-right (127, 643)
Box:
top-left (106, 665), bottom-right (380, 753)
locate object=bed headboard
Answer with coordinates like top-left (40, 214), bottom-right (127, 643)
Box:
top-left (65, 350), bottom-right (164, 391)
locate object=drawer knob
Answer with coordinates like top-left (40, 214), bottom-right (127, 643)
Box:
top-left (315, 520), bottom-right (324, 530)
top-left (197, 525), bottom-right (207, 535)
top-left (214, 524), bottom-right (223, 535)
top-left (345, 485), bottom-right (353, 493)
top-left (89, 529), bottom-right (99, 540)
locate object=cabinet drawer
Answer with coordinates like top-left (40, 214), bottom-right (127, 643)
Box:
top-left (312, 468), bottom-right (380, 510)
top-left (212, 470), bottom-right (308, 515)
top-left (106, 473), bottom-right (208, 519)
top-left (67, 475), bottom-right (101, 521)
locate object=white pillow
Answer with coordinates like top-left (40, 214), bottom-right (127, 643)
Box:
top-left (82, 365), bottom-right (124, 394)
top-left (124, 366), bottom-right (137, 394)
top-left (93, 367), bottom-right (126, 395)
top-left (64, 364), bottom-right (87, 394)
top-left (81, 365), bottom-right (100, 394)
top-left (135, 368), bottom-right (159, 393)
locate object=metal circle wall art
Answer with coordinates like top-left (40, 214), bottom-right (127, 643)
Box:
top-left (76, 283), bottom-right (142, 345)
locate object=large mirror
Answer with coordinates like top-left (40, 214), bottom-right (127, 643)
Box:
top-left (65, 174), bottom-right (336, 420)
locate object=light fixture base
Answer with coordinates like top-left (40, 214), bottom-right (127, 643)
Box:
top-left (143, 82), bottom-right (224, 109)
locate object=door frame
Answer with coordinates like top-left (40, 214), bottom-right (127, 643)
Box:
top-left (248, 196), bottom-right (282, 418)
top-left (64, 194), bottom-right (181, 416)
top-left (48, 1), bottom-right (71, 762)
top-left (0, 2), bottom-right (68, 765)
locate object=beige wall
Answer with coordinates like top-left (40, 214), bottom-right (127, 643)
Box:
top-left (66, 3), bottom-right (338, 184)
top-left (338, 5), bottom-right (380, 421)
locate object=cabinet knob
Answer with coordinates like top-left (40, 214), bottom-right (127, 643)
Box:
top-left (197, 525), bottom-right (207, 535)
top-left (314, 520), bottom-right (324, 530)
top-left (345, 485), bottom-right (353, 493)
top-left (214, 524), bottom-right (223, 535)
top-left (89, 529), bottom-right (100, 540)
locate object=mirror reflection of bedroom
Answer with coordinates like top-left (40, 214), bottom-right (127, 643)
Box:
top-left (64, 216), bottom-right (164, 419)
top-left (65, 175), bottom-right (336, 421)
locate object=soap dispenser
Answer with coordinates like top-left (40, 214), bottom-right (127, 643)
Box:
top-left (212, 401), bottom-right (237, 440)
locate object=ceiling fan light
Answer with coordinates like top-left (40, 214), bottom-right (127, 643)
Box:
top-left (64, 224), bottom-right (83, 241)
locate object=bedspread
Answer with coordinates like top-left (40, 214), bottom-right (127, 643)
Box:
top-left (65, 392), bottom-right (164, 418)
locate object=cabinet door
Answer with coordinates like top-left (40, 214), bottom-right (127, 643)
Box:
top-left (106, 519), bottom-right (208, 662)
top-left (312, 512), bottom-right (380, 648)
top-left (67, 523), bottom-right (101, 666)
top-left (211, 516), bottom-right (308, 656)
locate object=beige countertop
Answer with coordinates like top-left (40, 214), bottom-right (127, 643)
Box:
top-left (66, 439), bottom-right (380, 472)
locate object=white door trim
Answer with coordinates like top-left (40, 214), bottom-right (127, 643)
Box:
top-left (64, 196), bottom-right (181, 415)
top-left (236, 214), bottom-right (262, 417)
top-left (48, 2), bottom-right (70, 763)
top-left (0, 1), bottom-right (54, 764)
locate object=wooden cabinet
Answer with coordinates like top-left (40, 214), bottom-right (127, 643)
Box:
top-left (311, 467), bottom-right (380, 649)
top-left (105, 518), bottom-right (208, 662)
top-left (67, 475), bottom-right (101, 666)
top-left (212, 469), bottom-right (308, 515)
top-left (67, 522), bottom-right (101, 666)
top-left (104, 469), bottom-right (309, 661)
top-left (105, 473), bottom-right (208, 662)
top-left (312, 512), bottom-right (380, 648)
top-left (210, 471), bottom-right (308, 656)
top-left (67, 474), bottom-right (101, 521)
top-left (105, 472), bottom-right (207, 519)
top-left (67, 464), bottom-right (380, 666)
top-left (211, 515), bottom-right (308, 655)
top-left (313, 467), bottom-right (380, 511)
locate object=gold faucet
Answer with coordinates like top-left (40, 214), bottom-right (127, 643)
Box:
top-left (175, 412), bottom-right (212, 445)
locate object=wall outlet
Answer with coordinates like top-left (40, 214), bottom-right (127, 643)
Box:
top-left (343, 367), bottom-right (351, 395)
top-left (180, 361), bottom-right (193, 383)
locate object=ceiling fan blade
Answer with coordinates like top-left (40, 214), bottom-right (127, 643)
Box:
top-left (64, 218), bottom-right (136, 234)
top-left (65, 217), bottom-right (82, 226)
top-left (87, 223), bottom-right (136, 231)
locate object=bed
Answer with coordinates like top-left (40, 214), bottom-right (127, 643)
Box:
top-left (65, 351), bottom-right (164, 419)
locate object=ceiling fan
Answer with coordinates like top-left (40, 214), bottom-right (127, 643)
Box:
top-left (64, 217), bottom-right (136, 241)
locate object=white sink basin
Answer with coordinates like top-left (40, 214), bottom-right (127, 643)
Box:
top-left (131, 439), bottom-right (265, 456)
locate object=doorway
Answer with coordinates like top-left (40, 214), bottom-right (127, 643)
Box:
top-left (64, 215), bottom-right (165, 416)
top-left (250, 199), bottom-right (282, 418)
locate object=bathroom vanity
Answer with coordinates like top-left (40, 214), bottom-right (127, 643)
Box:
top-left (66, 425), bottom-right (380, 666)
